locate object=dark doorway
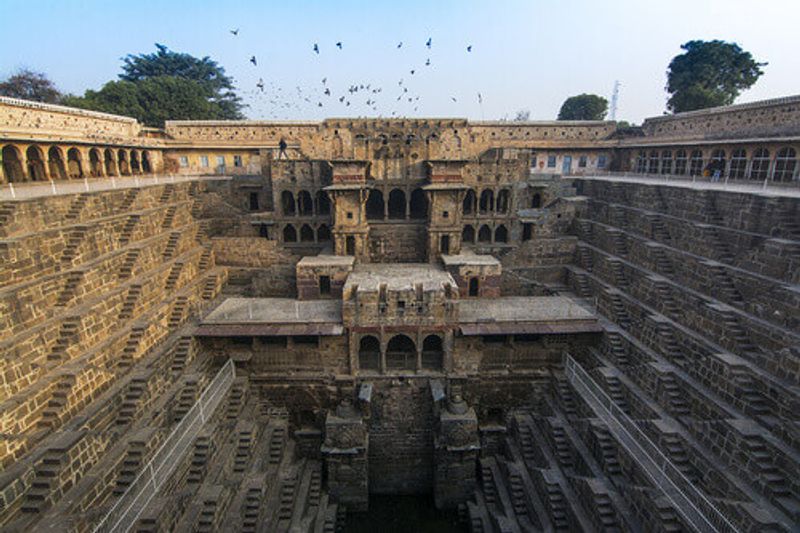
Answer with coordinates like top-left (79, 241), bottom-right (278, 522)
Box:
top-left (440, 235), bottom-right (450, 254)
top-left (469, 277), bottom-right (479, 297)
top-left (346, 236), bottom-right (356, 255)
top-left (249, 192), bottom-right (259, 211)
top-left (319, 275), bottom-right (331, 295)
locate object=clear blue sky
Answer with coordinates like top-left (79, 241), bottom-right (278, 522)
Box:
top-left (1, 0), bottom-right (797, 123)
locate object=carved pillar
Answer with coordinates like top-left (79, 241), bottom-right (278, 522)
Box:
top-left (433, 388), bottom-right (479, 509)
top-left (322, 397), bottom-right (369, 512)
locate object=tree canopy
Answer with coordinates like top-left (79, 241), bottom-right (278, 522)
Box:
top-left (0, 69), bottom-right (62, 103)
top-left (557, 94), bottom-right (608, 120)
top-left (666, 40), bottom-right (766, 113)
top-left (63, 44), bottom-right (244, 126)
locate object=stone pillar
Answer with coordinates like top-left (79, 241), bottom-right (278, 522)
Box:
top-left (321, 398), bottom-right (369, 511)
top-left (433, 388), bottom-right (480, 509)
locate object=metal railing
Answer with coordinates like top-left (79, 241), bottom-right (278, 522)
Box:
top-left (0, 173), bottom-right (231, 201)
top-left (563, 354), bottom-right (738, 533)
top-left (575, 170), bottom-right (800, 192)
top-left (93, 359), bottom-right (236, 533)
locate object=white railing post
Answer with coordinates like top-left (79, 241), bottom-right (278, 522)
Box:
top-left (84, 177), bottom-right (89, 192)
top-left (50, 180), bottom-right (57, 195)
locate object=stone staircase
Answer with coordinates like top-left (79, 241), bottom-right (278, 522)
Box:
top-left (708, 264), bottom-right (744, 305)
top-left (60, 225), bottom-right (88, 265)
top-left (650, 214), bottom-right (671, 241)
top-left (593, 491), bottom-right (619, 531)
top-left (660, 374), bottom-right (690, 416)
top-left (164, 262), bottom-right (183, 291)
top-left (64, 194), bottom-right (89, 220)
top-left (120, 189), bottom-right (139, 210)
top-left (577, 245), bottom-right (594, 271)
top-left (651, 245), bottom-right (675, 275)
top-left (556, 378), bottom-right (578, 416)
top-left (119, 325), bottom-right (145, 368)
top-left (701, 225), bottom-right (735, 263)
top-left (605, 332), bottom-right (629, 366)
top-left (159, 184), bottom-right (175, 203)
top-left (118, 248), bottom-right (140, 279)
top-left (276, 477), bottom-right (297, 528)
top-left (48, 316), bottom-right (81, 361)
top-left (718, 308), bottom-right (757, 353)
top-left (608, 259), bottom-right (628, 288)
top-left (118, 214), bottom-right (140, 246)
top-left (730, 368), bottom-right (768, 415)
top-left (741, 435), bottom-right (791, 498)
top-left (268, 426), bottom-right (287, 465)
top-left (162, 231), bottom-right (181, 260)
top-left (198, 244), bottom-right (213, 270)
top-left (55, 270), bottom-right (84, 307)
top-left (168, 296), bottom-right (189, 329)
top-left (654, 279), bottom-right (681, 319)
top-left (118, 284), bottom-right (142, 320)
top-left (38, 375), bottom-right (75, 428)
top-left (551, 426), bottom-right (573, 468)
top-left (161, 205), bottom-right (178, 229)
top-left (655, 323), bottom-right (685, 366)
top-left (544, 482), bottom-right (570, 530)
top-left (607, 291), bottom-right (631, 329)
top-left (187, 433), bottom-right (213, 484)
top-left (662, 434), bottom-right (699, 483)
top-left (610, 231), bottom-right (628, 256)
top-left (241, 485), bottom-right (263, 532)
top-left (116, 374), bottom-right (151, 426)
top-left (593, 425), bottom-right (621, 475)
top-left (21, 448), bottom-right (65, 513)
top-left (603, 375), bottom-right (630, 414)
top-left (170, 336), bottom-right (193, 372)
top-left (0, 201), bottom-right (16, 229)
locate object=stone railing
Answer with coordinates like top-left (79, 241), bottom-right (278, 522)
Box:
top-left (576, 170), bottom-right (800, 191)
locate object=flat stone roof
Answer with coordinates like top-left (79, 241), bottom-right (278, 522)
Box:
top-left (441, 253), bottom-right (500, 267)
top-left (297, 255), bottom-right (355, 268)
top-left (458, 296), bottom-right (601, 335)
top-left (204, 298), bottom-right (341, 324)
top-left (343, 263), bottom-right (456, 293)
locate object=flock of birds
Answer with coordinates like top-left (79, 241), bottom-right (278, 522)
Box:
top-left (228, 28), bottom-right (482, 120)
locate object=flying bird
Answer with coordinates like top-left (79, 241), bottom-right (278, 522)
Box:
top-left (313, 43), bottom-right (319, 54)
top-left (318, 102), bottom-right (323, 107)
top-left (410, 70), bottom-right (415, 75)
top-left (339, 96), bottom-right (345, 102)
top-left (397, 41), bottom-right (403, 48)
top-left (467, 45), bottom-right (472, 52)
top-left (250, 56), bottom-right (257, 66)
top-left (425, 58), bottom-right (430, 66)
top-left (451, 96), bottom-right (457, 102)
top-left (478, 92), bottom-right (483, 104)
top-left (322, 77), bottom-right (327, 84)
top-left (256, 79), bottom-right (264, 91)
top-left (426, 37), bottom-right (432, 48)
top-left (336, 41), bottom-right (342, 49)
top-left (230, 28), bottom-right (239, 36)
top-left (324, 88), bottom-right (331, 96)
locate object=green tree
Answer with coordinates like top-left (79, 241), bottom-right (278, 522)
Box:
top-left (666, 40), bottom-right (766, 113)
top-left (63, 44), bottom-right (244, 126)
top-left (557, 94), bottom-right (608, 120)
top-left (0, 69), bottom-right (62, 103)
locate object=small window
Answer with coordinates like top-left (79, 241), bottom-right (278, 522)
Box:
top-left (319, 275), bottom-right (331, 295)
top-left (547, 155), bottom-right (556, 168)
top-left (530, 154), bottom-right (538, 168)
top-left (347, 212), bottom-right (353, 219)
top-left (231, 336), bottom-right (252, 346)
top-left (259, 336), bottom-right (287, 347)
top-left (522, 223), bottom-right (533, 241)
top-left (233, 155), bottom-right (243, 167)
top-left (216, 155), bottom-right (225, 167)
top-left (597, 155), bottom-right (607, 169)
top-left (469, 277), bottom-right (479, 297)
top-left (249, 192), bottom-right (259, 211)
top-left (398, 300), bottom-right (406, 310)
top-left (179, 156), bottom-right (189, 168)
top-left (442, 211), bottom-right (449, 218)
top-left (259, 224), bottom-right (269, 238)
top-left (199, 155), bottom-right (209, 168)
top-left (292, 335), bottom-right (319, 346)
top-left (578, 155), bottom-right (587, 168)
top-left (482, 334), bottom-right (507, 344)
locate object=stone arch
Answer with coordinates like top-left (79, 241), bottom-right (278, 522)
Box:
top-left (660, 150), bottom-right (673, 175)
top-left (297, 190), bottom-right (313, 216)
top-left (463, 189), bottom-right (476, 215)
top-left (750, 148), bottom-right (770, 180)
top-left (421, 335), bottom-right (443, 370)
top-left (494, 224), bottom-right (508, 243)
top-left (478, 224), bottom-right (492, 243)
top-left (25, 145), bottom-right (47, 181)
top-left (104, 149), bottom-right (118, 176)
top-left (141, 150), bottom-right (152, 173)
top-left (118, 149), bottom-right (130, 175)
top-left (729, 149), bottom-right (747, 179)
top-left (300, 223), bottom-right (315, 242)
top-left (386, 334), bottom-right (415, 370)
top-left (531, 192), bottom-right (542, 208)
top-left (709, 149), bottom-right (726, 175)
top-left (2, 145), bottom-right (24, 182)
top-left (283, 224), bottom-right (297, 242)
top-left (67, 148), bottom-right (83, 179)
top-left (316, 190), bottom-right (331, 216)
top-left (366, 189), bottom-right (384, 220)
top-left (130, 150), bottom-right (141, 174)
top-left (674, 150), bottom-right (688, 175)
top-left (479, 189), bottom-right (494, 213)
top-left (409, 188), bottom-right (428, 219)
top-left (358, 335), bottom-right (381, 371)
top-left (774, 147), bottom-right (797, 182)
top-left (48, 146), bottom-right (67, 180)
top-left (388, 189), bottom-right (406, 219)
top-left (89, 148), bottom-right (103, 177)
top-left (496, 189), bottom-right (510, 213)
top-left (689, 150), bottom-right (703, 176)
top-left (281, 190), bottom-right (296, 216)
top-left (317, 224), bottom-right (331, 242)
top-left (462, 225), bottom-right (475, 243)
top-left (648, 150), bottom-right (659, 173)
